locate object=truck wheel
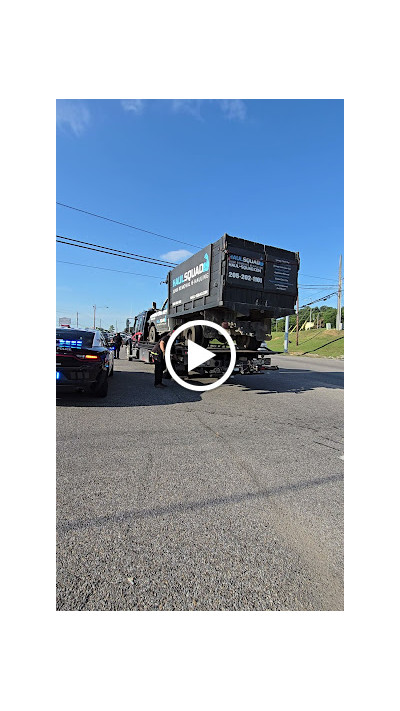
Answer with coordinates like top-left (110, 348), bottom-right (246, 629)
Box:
top-left (185, 325), bottom-right (203, 344)
top-left (244, 336), bottom-right (259, 350)
top-left (235, 336), bottom-right (246, 349)
top-left (148, 325), bottom-right (157, 343)
top-left (236, 336), bottom-right (258, 349)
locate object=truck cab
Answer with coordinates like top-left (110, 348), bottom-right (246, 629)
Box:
top-left (147, 299), bottom-right (169, 341)
top-left (130, 301), bottom-right (170, 345)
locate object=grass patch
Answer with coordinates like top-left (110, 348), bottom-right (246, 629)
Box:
top-left (268, 329), bottom-right (344, 357)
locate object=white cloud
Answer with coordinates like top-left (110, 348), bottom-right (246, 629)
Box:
top-left (219, 100), bottom-right (247, 120)
top-left (56, 101), bottom-right (90, 136)
top-left (121, 99), bottom-right (144, 114)
top-left (171, 99), bottom-right (247, 121)
top-left (160, 249), bottom-right (193, 263)
top-left (171, 100), bottom-right (204, 120)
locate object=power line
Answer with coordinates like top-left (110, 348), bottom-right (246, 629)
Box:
top-left (56, 235), bottom-right (175, 268)
top-left (57, 234), bottom-right (176, 265)
top-left (300, 273), bottom-right (342, 281)
top-left (56, 201), bottom-right (201, 249)
top-left (299, 285), bottom-right (338, 289)
top-left (57, 260), bottom-right (162, 279)
top-left (300, 292), bottom-right (337, 308)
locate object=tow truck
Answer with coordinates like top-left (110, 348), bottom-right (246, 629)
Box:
top-left (126, 232), bottom-right (298, 378)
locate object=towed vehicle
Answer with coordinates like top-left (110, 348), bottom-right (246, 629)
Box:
top-left (56, 328), bottom-right (114, 398)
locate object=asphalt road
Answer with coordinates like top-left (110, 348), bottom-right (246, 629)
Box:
top-left (57, 350), bottom-right (344, 611)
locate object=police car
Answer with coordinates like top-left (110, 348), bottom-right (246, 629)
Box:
top-left (56, 328), bottom-right (114, 397)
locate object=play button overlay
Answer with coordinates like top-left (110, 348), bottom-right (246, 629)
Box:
top-left (165, 319), bottom-right (236, 392)
top-left (187, 340), bottom-right (216, 372)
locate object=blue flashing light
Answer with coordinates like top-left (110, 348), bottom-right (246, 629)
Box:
top-left (56, 372), bottom-right (60, 380)
top-left (57, 338), bottom-right (83, 348)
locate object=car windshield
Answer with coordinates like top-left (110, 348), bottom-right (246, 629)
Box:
top-left (56, 330), bottom-right (94, 348)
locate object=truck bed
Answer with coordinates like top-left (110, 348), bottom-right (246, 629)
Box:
top-left (168, 233), bottom-right (299, 321)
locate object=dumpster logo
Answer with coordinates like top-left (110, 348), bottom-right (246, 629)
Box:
top-left (173, 252), bottom-right (210, 288)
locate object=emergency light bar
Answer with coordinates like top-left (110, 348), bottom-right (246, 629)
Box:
top-left (57, 339), bottom-right (83, 347)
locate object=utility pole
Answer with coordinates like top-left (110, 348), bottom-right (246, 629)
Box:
top-left (284, 315), bottom-right (289, 353)
top-left (336, 255), bottom-right (342, 330)
top-left (296, 296), bottom-right (299, 346)
top-left (93, 304), bottom-right (108, 330)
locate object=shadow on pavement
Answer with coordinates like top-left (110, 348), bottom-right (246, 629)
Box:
top-left (227, 367), bottom-right (344, 395)
top-left (56, 370), bottom-right (202, 407)
top-left (56, 364), bottom-right (344, 406)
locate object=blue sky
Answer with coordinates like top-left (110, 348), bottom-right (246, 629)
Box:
top-left (56, 99), bottom-right (343, 330)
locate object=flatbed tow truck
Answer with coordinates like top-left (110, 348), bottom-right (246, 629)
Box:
top-left (125, 232), bottom-right (297, 380)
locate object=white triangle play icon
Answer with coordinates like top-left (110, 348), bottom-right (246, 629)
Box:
top-left (187, 340), bottom-right (216, 371)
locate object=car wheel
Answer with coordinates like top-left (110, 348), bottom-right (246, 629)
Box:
top-left (93, 373), bottom-right (109, 397)
top-left (148, 325), bottom-right (157, 343)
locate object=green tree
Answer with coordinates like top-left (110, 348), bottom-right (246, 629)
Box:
top-left (320, 307), bottom-right (337, 327)
top-left (109, 325), bottom-right (115, 333)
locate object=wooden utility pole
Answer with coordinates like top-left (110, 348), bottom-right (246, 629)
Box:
top-left (336, 255), bottom-right (342, 330)
top-left (296, 296), bottom-right (299, 345)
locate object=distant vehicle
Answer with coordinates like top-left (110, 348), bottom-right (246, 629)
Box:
top-left (121, 332), bottom-right (131, 345)
top-left (56, 328), bottom-right (114, 397)
top-left (102, 332), bottom-right (115, 348)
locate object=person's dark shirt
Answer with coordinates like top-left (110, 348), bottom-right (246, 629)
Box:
top-left (153, 333), bottom-right (170, 356)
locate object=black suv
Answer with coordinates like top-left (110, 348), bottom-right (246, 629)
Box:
top-left (56, 328), bottom-right (114, 397)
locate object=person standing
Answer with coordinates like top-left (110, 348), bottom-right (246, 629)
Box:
top-left (151, 331), bottom-right (172, 388)
top-left (113, 332), bottom-right (123, 359)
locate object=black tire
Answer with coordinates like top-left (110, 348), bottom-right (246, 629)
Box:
top-left (245, 336), bottom-right (259, 350)
top-left (92, 373), bottom-right (109, 398)
top-left (148, 324), bottom-right (157, 343)
top-left (236, 335), bottom-right (259, 349)
top-left (185, 325), bottom-right (204, 344)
